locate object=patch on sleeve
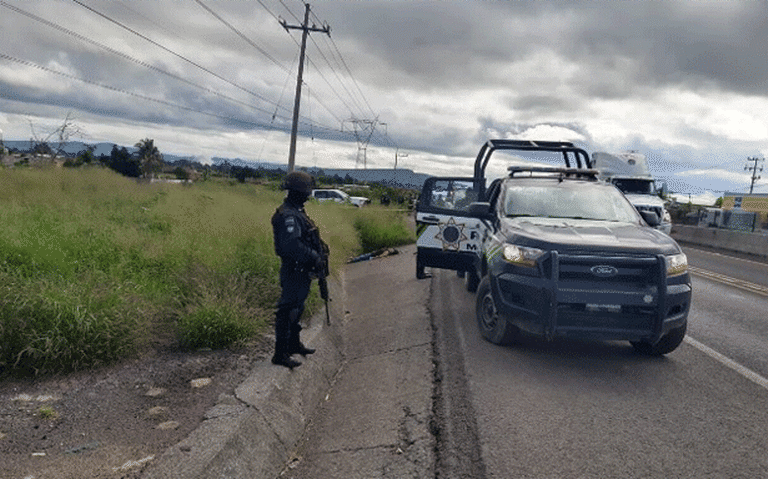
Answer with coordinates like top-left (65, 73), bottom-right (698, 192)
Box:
top-left (284, 216), bottom-right (298, 234)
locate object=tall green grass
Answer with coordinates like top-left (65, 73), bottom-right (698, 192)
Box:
top-left (351, 208), bottom-right (416, 253)
top-left (0, 166), bottom-right (415, 375)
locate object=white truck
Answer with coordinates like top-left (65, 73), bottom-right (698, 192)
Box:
top-left (591, 151), bottom-right (672, 235)
top-left (310, 188), bottom-right (370, 207)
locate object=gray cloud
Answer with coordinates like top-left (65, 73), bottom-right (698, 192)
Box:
top-left (1, 0), bottom-right (766, 196)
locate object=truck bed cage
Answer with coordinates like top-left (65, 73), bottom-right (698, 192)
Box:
top-left (474, 140), bottom-right (593, 197)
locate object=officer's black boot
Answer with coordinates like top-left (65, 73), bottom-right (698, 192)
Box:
top-left (272, 311), bottom-right (301, 369)
top-left (272, 339), bottom-right (301, 369)
top-left (289, 323), bottom-right (315, 357)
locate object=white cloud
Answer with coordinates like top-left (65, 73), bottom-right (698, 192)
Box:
top-left (1, 0), bottom-right (767, 197)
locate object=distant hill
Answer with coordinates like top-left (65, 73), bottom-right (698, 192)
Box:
top-left (310, 168), bottom-right (431, 190)
top-left (2, 140), bottom-right (191, 163)
top-left (2, 141), bottom-right (432, 190)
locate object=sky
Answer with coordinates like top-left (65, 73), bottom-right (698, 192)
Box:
top-left (1, 0), bottom-right (767, 205)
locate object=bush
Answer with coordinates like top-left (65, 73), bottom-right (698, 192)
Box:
top-left (0, 275), bottom-right (144, 375)
top-left (177, 304), bottom-right (256, 350)
top-left (0, 167), bottom-right (415, 375)
top-left (353, 209), bottom-right (415, 253)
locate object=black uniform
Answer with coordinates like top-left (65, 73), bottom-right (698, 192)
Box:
top-left (271, 193), bottom-right (323, 368)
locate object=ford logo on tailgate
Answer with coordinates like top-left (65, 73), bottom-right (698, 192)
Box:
top-left (590, 265), bottom-right (618, 277)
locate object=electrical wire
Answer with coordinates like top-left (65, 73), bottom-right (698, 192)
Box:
top-left (0, 53), bottom-right (345, 138)
top-left (193, 0), bottom-right (291, 75)
top-left (5, 0), bottom-right (402, 163)
top-left (0, 1), bottom-right (295, 122)
top-left (70, 0), bottom-right (282, 111)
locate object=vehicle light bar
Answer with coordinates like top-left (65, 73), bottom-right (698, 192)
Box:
top-left (507, 166), bottom-right (600, 179)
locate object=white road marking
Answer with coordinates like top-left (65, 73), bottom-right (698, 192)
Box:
top-left (685, 336), bottom-right (768, 392)
top-left (689, 266), bottom-right (768, 297)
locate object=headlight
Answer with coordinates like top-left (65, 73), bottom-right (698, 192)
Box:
top-left (662, 209), bottom-right (672, 223)
top-left (666, 252), bottom-right (688, 276)
top-left (503, 244), bottom-right (545, 268)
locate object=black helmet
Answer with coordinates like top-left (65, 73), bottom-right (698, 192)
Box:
top-left (283, 171), bottom-right (314, 195)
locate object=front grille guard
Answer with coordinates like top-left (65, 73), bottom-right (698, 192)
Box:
top-left (542, 251), bottom-right (667, 342)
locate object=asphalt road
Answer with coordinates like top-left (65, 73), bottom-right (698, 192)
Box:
top-left (432, 246), bottom-right (768, 478)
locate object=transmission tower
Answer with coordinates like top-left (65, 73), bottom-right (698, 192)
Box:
top-left (343, 118), bottom-right (381, 168)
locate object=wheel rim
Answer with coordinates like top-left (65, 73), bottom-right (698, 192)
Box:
top-left (480, 292), bottom-right (498, 331)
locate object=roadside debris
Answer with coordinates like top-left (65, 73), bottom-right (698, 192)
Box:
top-left (347, 248), bottom-right (400, 263)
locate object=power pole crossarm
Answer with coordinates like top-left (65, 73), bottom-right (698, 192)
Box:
top-left (281, 4), bottom-right (330, 172)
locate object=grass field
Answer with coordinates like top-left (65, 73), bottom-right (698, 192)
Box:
top-left (0, 166), bottom-right (415, 375)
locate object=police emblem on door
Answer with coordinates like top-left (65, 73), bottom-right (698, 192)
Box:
top-left (435, 217), bottom-right (468, 251)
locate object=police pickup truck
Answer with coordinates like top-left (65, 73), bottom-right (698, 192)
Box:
top-left (415, 140), bottom-right (691, 355)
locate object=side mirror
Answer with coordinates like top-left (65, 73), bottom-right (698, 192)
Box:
top-left (656, 180), bottom-right (669, 197)
top-left (468, 202), bottom-right (493, 219)
top-left (640, 210), bottom-right (660, 227)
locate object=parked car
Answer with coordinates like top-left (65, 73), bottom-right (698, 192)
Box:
top-left (311, 188), bottom-right (370, 207)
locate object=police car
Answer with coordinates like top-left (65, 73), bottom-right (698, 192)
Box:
top-left (415, 140), bottom-right (691, 355)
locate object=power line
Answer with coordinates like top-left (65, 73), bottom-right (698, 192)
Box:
top-left (0, 53), bottom-right (270, 129)
top-left (70, 0), bottom-right (282, 111)
top-left (325, 30), bottom-right (377, 119)
top-left (0, 52), bottom-right (345, 138)
top-left (60, 0), bottom-right (345, 134)
top-left (193, 0), bottom-right (291, 75)
top-left (307, 36), bottom-right (367, 119)
top-left (278, 0), bottom-right (302, 24)
top-left (6, 0), bottom-right (395, 163)
top-left (0, 1), bottom-right (295, 123)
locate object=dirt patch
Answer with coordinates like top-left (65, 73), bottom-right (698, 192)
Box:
top-left (0, 337), bottom-right (273, 479)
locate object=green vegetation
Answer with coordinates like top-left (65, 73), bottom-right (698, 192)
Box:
top-left (0, 166), bottom-right (415, 375)
top-left (353, 208), bottom-right (416, 253)
top-left (38, 406), bottom-right (59, 420)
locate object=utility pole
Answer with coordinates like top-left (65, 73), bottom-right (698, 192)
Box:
top-left (281, 4), bottom-right (330, 172)
top-left (745, 156), bottom-right (765, 194)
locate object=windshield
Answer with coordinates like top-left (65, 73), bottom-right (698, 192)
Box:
top-left (611, 178), bottom-right (654, 195)
top-left (503, 182), bottom-right (639, 223)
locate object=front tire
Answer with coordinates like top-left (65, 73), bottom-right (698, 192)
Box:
top-left (476, 276), bottom-right (518, 345)
top-left (631, 323), bottom-right (687, 356)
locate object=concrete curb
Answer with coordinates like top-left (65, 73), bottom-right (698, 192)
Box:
top-left (142, 276), bottom-right (346, 479)
top-left (671, 224), bottom-right (768, 260)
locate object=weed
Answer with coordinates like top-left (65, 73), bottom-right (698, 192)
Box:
top-left (0, 167), bottom-right (415, 375)
top-left (38, 406), bottom-right (59, 420)
top-left (352, 209), bottom-right (416, 253)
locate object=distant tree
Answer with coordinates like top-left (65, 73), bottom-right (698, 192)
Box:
top-left (135, 138), bottom-right (163, 178)
top-left (28, 112), bottom-right (84, 160)
top-left (64, 145), bottom-right (96, 167)
top-left (714, 197), bottom-right (723, 207)
top-left (173, 166), bottom-right (190, 181)
top-left (107, 145), bottom-right (141, 177)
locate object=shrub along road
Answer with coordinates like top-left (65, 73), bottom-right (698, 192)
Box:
top-left (1, 243), bottom-right (435, 479)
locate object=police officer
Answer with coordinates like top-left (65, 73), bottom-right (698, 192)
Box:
top-left (270, 171), bottom-right (326, 369)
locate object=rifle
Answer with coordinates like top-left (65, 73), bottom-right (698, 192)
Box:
top-left (306, 214), bottom-right (331, 325)
top-left (318, 240), bottom-right (331, 325)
